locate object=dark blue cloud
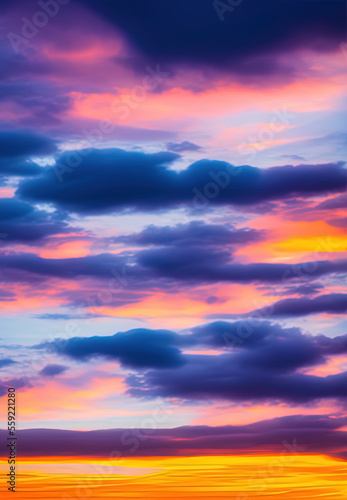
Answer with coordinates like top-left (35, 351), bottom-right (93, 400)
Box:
top-left (18, 148), bottom-right (180, 212)
top-left (189, 321), bottom-right (347, 369)
top-left (39, 364), bottom-right (68, 377)
top-left (37, 321), bottom-right (347, 402)
top-left (0, 252), bottom-right (129, 281)
top-left (17, 148), bottom-right (347, 213)
top-left (117, 221), bottom-right (262, 247)
top-left (0, 129), bottom-right (57, 184)
top-left (0, 129), bottom-right (56, 180)
top-left (81, 0), bottom-right (345, 71)
top-left (188, 321), bottom-right (300, 349)
top-left (243, 293), bottom-right (347, 317)
top-left (0, 159), bottom-right (42, 178)
top-left (138, 248), bottom-right (347, 283)
top-left (0, 130), bottom-right (56, 158)
top-left (37, 329), bottom-right (185, 370)
top-left (0, 199), bottom-right (72, 243)
top-left (129, 356), bottom-right (347, 403)
top-left (0, 199), bottom-right (33, 221)
top-left (1, 250), bottom-right (347, 287)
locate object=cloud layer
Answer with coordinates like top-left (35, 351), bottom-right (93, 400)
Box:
top-left (1, 414), bottom-right (346, 457)
top-left (37, 321), bottom-right (347, 404)
top-left (17, 149), bottom-right (347, 213)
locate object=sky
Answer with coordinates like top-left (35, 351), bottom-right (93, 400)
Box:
top-left (0, 0), bottom-right (347, 461)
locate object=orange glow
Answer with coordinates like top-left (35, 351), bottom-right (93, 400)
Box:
top-left (192, 403), bottom-right (340, 427)
top-left (42, 43), bottom-right (122, 62)
top-left (235, 216), bottom-right (347, 263)
top-left (39, 239), bottom-right (92, 258)
top-left (93, 284), bottom-right (278, 328)
top-left (0, 377), bottom-right (125, 422)
top-left (1, 455), bottom-right (347, 499)
top-left (68, 72), bottom-right (346, 131)
top-left (300, 355), bottom-right (347, 377)
top-left (0, 290), bottom-right (61, 312)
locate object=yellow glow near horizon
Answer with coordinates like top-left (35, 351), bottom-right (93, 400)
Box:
top-left (1, 454), bottom-right (347, 499)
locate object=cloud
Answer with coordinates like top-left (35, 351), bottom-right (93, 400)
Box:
top-left (0, 46), bottom-right (49, 81)
top-left (37, 329), bottom-right (186, 369)
top-left (0, 130), bottom-right (56, 158)
top-left (188, 321), bottom-right (300, 349)
top-left (0, 81), bottom-right (72, 126)
top-left (18, 148), bottom-right (179, 213)
top-left (0, 358), bottom-right (16, 368)
top-left (166, 141), bottom-right (201, 152)
top-left (242, 293), bottom-right (347, 317)
top-left (0, 252), bottom-right (129, 281)
top-left (0, 199), bottom-right (33, 221)
top-left (1, 414), bottom-right (346, 456)
top-left (0, 377), bottom-right (31, 397)
top-left (34, 313), bottom-right (102, 320)
top-left (37, 321), bottom-right (347, 403)
top-left (80, 0), bottom-right (345, 70)
top-left (0, 290), bottom-right (15, 302)
top-left (1, 250), bottom-right (347, 287)
top-left (280, 155), bottom-right (306, 161)
top-left (317, 193), bottom-right (347, 210)
top-left (0, 159), bottom-right (42, 178)
top-left (17, 148), bottom-right (347, 213)
top-left (260, 283), bottom-right (325, 298)
top-left (2, 0), bottom-right (344, 93)
top-left (138, 249), bottom-right (347, 284)
top-left (39, 364), bottom-right (68, 377)
top-left (129, 356), bottom-right (347, 403)
top-left (328, 217), bottom-right (347, 228)
top-left (0, 129), bottom-right (57, 180)
top-left (117, 221), bottom-right (262, 247)
top-left (0, 198), bottom-right (72, 243)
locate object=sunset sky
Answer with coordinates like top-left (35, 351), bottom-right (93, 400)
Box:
top-left (0, 0), bottom-right (347, 482)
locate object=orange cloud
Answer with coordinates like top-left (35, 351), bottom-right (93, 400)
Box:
top-left (9, 376), bottom-right (125, 422)
top-left (39, 239), bottom-right (92, 259)
top-left (93, 283), bottom-right (277, 328)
